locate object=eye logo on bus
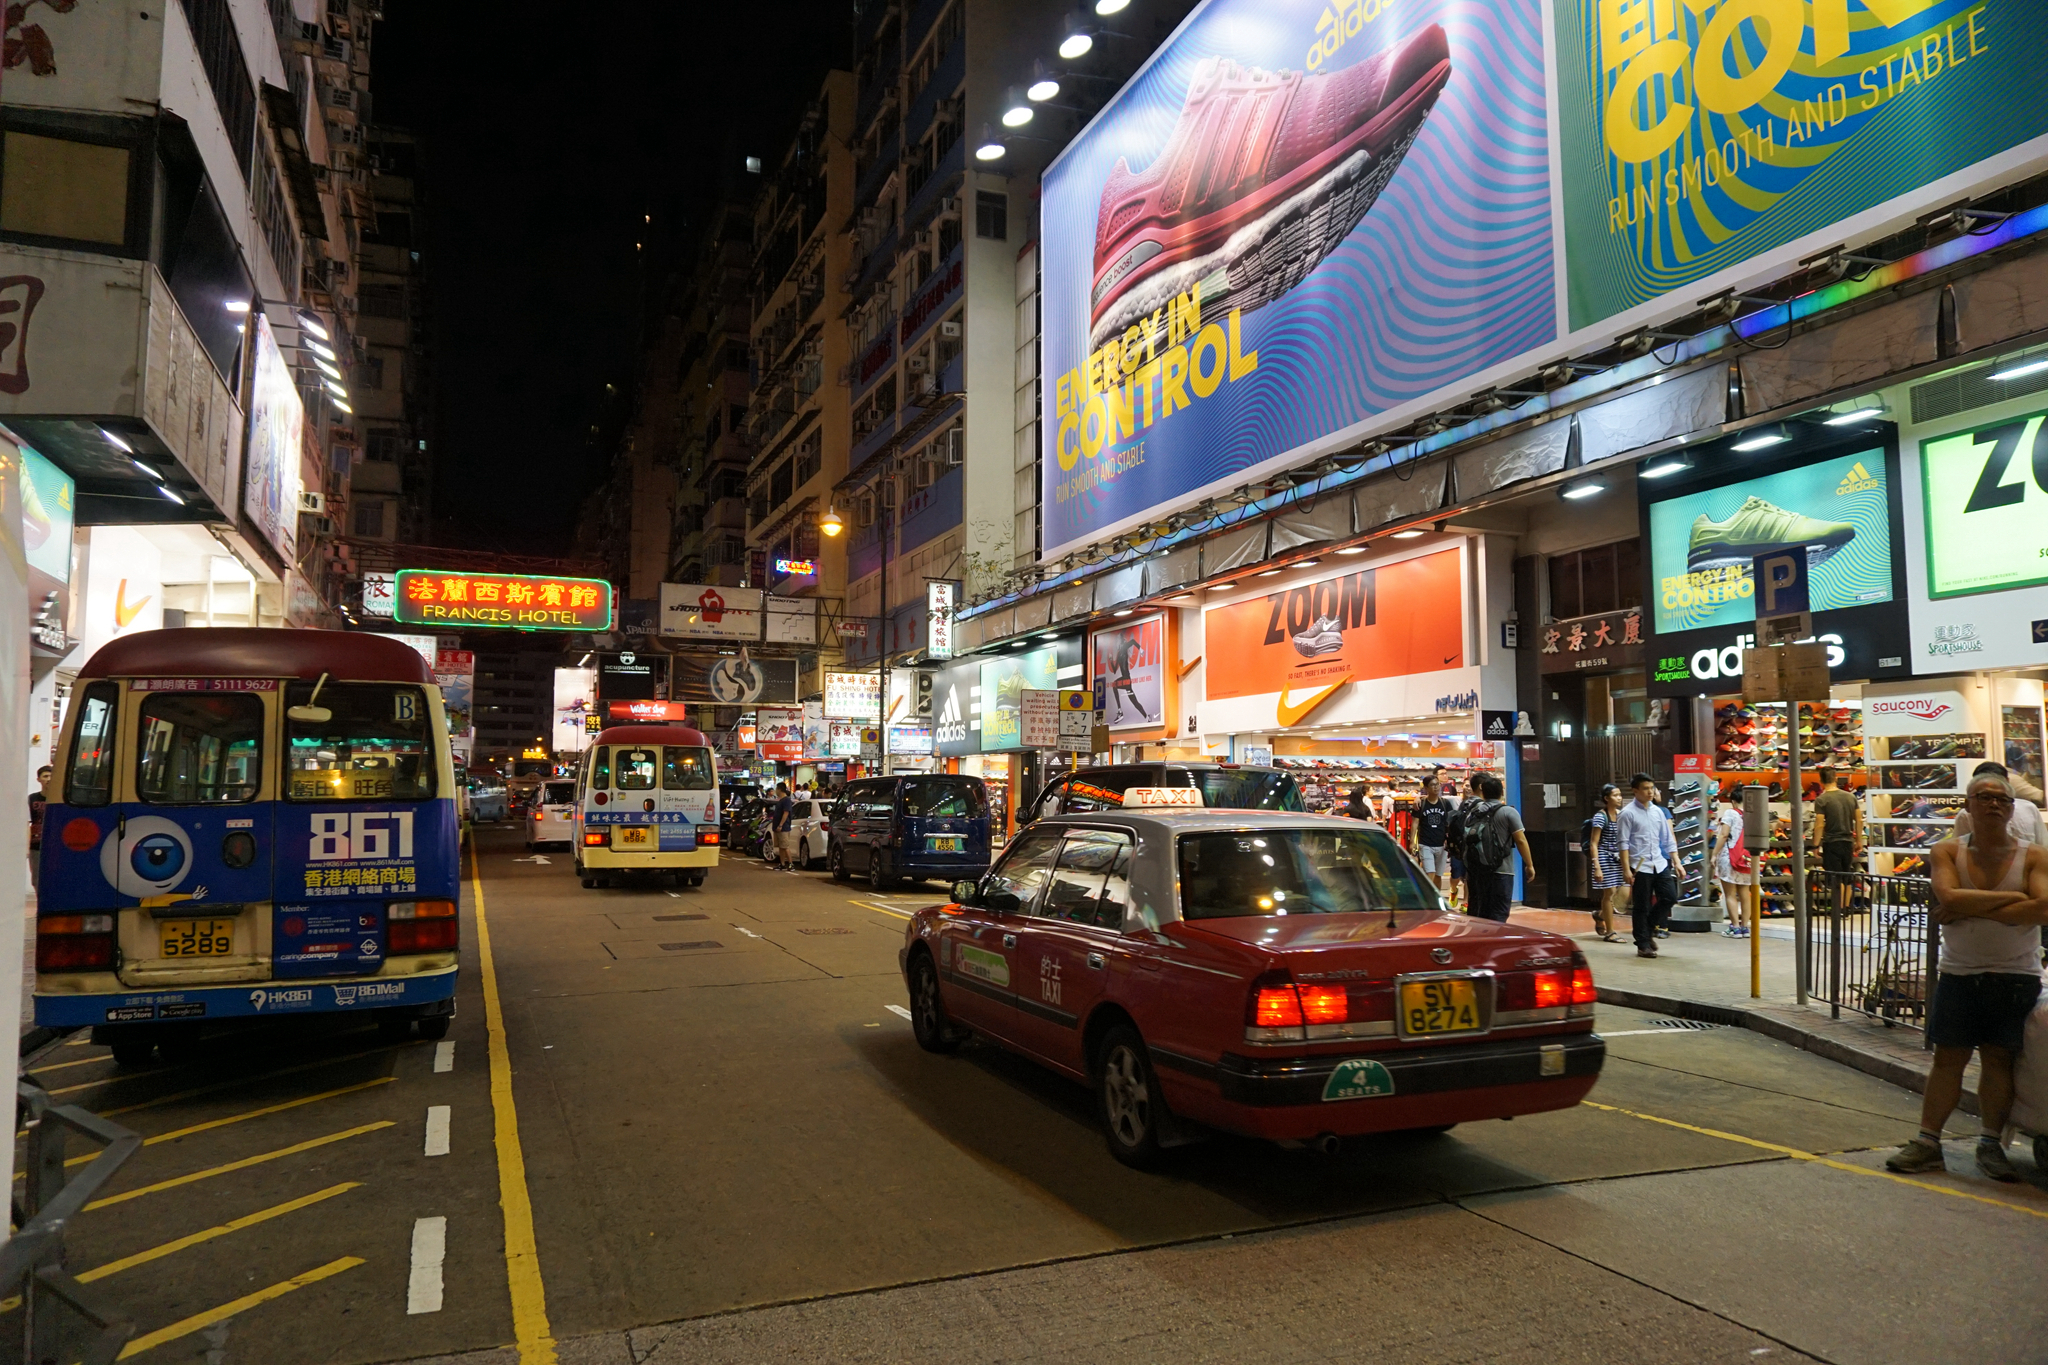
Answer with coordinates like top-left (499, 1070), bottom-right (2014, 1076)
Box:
top-left (101, 817), bottom-right (196, 897)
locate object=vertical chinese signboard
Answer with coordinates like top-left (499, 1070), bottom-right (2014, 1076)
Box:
top-left (395, 570), bottom-right (614, 632)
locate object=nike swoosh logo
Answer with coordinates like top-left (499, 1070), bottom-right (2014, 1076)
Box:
top-left (1276, 674), bottom-right (1350, 728)
top-left (1444, 654), bottom-right (1457, 665)
top-left (114, 578), bottom-right (151, 628)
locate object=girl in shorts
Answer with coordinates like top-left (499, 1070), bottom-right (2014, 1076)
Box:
top-left (1589, 783), bottom-right (1625, 942)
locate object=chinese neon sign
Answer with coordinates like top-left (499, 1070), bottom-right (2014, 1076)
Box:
top-left (774, 558), bottom-right (817, 577)
top-left (393, 570), bottom-right (614, 632)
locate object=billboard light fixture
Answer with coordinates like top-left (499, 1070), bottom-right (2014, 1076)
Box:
top-left (224, 299), bottom-right (251, 314)
top-left (1094, 0), bottom-right (1128, 12)
top-left (315, 358), bottom-right (343, 380)
top-left (101, 426), bottom-right (134, 453)
top-left (975, 132), bottom-right (1007, 161)
top-left (307, 338), bottom-right (337, 361)
top-left (1001, 87), bottom-right (1034, 126)
top-left (1731, 426), bottom-right (1788, 452)
top-left (131, 458), bottom-right (163, 481)
top-left (1390, 529), bottom-right (1426, 539)
top-left (1028, 74), bottom-right (1061, 101)
top-left (1823, 405), bottom-right (1884, 425)
top-left (332, 398), bottom-right (353, 413)
top-left (1058, 14), bottom-right (1095, 58)
top-left (1638, 452), bottom-right (1694, 479)
top-left (1334, 545), bottom-right (1369, 554)
top-left (1560, 478), bottom-right (1607, 501)
top-left (157, 485), bottom-right (186, 505)
top-left (1991, 356), bottom-right (2048, 381)
top-left (298, 311), bottom-right (330, 341)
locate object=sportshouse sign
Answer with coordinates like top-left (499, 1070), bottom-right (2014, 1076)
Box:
top-left (1038, 0), bottom-right (2048, 558)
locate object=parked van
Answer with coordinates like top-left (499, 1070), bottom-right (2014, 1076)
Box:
top-left (1025, 762), bottom-right (1305, 822)
top-left (828, 775), bottom-right (990, 890)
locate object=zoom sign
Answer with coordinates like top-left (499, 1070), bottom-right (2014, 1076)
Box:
top-left (1646, 602), bottom-right (1910, 699)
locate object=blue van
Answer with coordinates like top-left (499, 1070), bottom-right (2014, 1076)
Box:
top-left (828, 774), bottom-right (990, 890)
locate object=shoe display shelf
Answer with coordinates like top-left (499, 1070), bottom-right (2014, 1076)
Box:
top-left (1274, 757), bottom-right (1473, 819)
top-left (1867, 732), bottom-right (1984, 874)
top-left (1668, 772), bottom-right (1719, 931)
top-left (1712, 700), bottom-right (1865, 776)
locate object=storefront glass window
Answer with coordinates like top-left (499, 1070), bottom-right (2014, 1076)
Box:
top-left (1549, 538), bottom-right (1642, 620)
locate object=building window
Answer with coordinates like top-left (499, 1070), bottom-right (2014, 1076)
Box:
top-left (365, 429), bottom-right (403, 462)
top-left (352, 499), bottom-right (387, 538)
top-left (0, 132), bottom-right (129, 246)
top-left (359, 282), bottom-right (406, 318)
top-left (975, 191), bottom-right (1007, 241)
top-left (795, 432), bottom-right (821, 486)
top-left (179, 0), bottom-right (258, 174)
top-left (770, 459), bottom-right (793, 508)
top-left (1548, 538), bottom-right (1641, 620)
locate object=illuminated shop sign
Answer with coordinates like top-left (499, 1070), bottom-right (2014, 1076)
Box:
top-left (394, 571), bottom-right (613, 631)
top-left (774, 558), bottom-right (817, 577)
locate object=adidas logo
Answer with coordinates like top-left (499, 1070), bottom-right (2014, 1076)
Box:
top-left (937, 688), bottom-right (961, 725)
top-left (1835, 461), bottom-right (1880, 495)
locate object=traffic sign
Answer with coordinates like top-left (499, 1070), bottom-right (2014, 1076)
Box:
top-left (1752, 550), bottom-right (1811, 647)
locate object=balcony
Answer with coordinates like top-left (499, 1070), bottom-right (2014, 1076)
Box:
top-left (905, 36), bottom-right (964, 144)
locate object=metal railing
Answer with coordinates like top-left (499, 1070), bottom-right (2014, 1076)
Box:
top-left (2, 1079), bottom-right (140, 1365)
top-left (1807, 871), bottom-right (1938, 1041)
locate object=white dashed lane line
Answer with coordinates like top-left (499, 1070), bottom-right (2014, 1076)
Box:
top-left (433, 1041), bottom-right (455, 1073)
top-left (885, 1005), bottom-right (912, 1022)
top-left (424, 1106), bottom-right (451, 1157)
top-left (407, 1216), bottom-right (447, 1315)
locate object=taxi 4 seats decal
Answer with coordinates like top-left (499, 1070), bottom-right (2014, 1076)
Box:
top-left (1322, 1058), bottom-right (1396, 1102)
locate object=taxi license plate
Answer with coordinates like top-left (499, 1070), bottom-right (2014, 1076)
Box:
top-left (1399, 978), bottom-right (1482, 1036)
top-left (927, 835), bottom-right (964, 852)
top-left (614, 826), bottom-right (653, 848)
top-left (160, 918), bottom-right (235, 958)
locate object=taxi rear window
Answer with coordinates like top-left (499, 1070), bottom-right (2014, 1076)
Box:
top-left (1176, 827), bottom-right (1436, 919)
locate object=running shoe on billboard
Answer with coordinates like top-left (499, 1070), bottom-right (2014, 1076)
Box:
top-left (1088, 25), bottom-right (1452, 350)
top-left (1685, 496), bottom-right (1856, 571)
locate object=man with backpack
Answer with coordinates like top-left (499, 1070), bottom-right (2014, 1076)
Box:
top-left (1413, 773), bottom-right (1455, 896)
top-left (1445, 772), bottom-right (1483, 910)
top-left (1619, 772), bottom-right (1680, 957)
top-left (1462, 774), bottom-right (1534, 923)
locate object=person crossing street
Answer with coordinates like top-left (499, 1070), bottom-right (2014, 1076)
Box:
top-left (1619, 772), bottom-right (1679, 958)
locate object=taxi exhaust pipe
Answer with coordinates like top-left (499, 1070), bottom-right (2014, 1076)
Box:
top-left (1312, 1133), bottom-right (1341, 1157)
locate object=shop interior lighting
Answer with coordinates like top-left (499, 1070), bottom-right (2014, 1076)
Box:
top-left (1390, 529), bottom-right (1426, 539)
top-left (223, 299), bottom-right (250, 314)
top-left (1293, 557), bottom-right (1320, 567)
top-left (131, 458), bottom-right (162, 481)
top-left (1001, 88), bottom-right (1034, 126)
top-left (576, 653), bottom-right (593, 667)
top-left (297, 311), bottom-right (330, 341)
top-left (1823, 405), bottom-right (1884, 425)
top-left (1637, 451), bottom-right (1694, 479)
top-left (1168, 594), bottom-right (1196, 603)
top-left (1334, 545), bottom-right (1368, 555)
top-left (1254, 567), bottom-right (1285, 577)
top-left (157, 485), bottom-right (185, 505)
top-left (1560, 477), bottom-right (1608, 501)
top-left (101, 427), bottom-right (134, 453)
top-left (1991, 356), bottom-right (2048, 381)
top-left (1731, 427), bottom-right (1789, 452)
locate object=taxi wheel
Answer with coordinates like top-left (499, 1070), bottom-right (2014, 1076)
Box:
top-left (907, 951), bottom-right (961, 1054)
top-left (1097, 1026), bottom-right (1167, 1169)
top-left (830, 846), bottom-right (849, 882)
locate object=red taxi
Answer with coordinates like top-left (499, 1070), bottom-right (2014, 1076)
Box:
top-left (900, 796), bottom-right (1603, 1166)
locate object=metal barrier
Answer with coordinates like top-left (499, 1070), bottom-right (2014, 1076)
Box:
top-left (1807, 871), bottom-right (1938, 1041)
top-left (3, 1078), bottom-right (139, 1365)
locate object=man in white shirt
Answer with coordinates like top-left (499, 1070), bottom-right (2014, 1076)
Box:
top-left (1618, 772), bottom-right (1680, 959)
top-left (1886, 772), bottom-right (2047, 1182)
top-left (1949, 760), bottom-right (2048, 846)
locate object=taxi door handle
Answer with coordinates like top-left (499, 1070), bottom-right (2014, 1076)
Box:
top-left (1002, 933), bottom-right (1016, 948)
top-left (1086, 952), bottom-right (1104, 970)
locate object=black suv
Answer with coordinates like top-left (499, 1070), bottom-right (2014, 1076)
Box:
top-left (1025, 762), bottom-right (1305, 822)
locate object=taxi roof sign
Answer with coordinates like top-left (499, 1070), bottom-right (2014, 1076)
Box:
top-left (1122, 787), bottom-right (1203, 808)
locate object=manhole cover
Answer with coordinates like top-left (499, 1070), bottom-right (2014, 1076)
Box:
top-left (798, 927), bottom-right (855, 936)
top-left (1648, 1018), bottom-right (1720, 1030)
top-left (659, 941), bottom-right (722, 952)
top-left (653, 913), bottom-right (708, 922)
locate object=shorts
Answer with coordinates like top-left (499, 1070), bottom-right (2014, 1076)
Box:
top-left (1416, 843), bottom-right (1449, 874)
top-left (776, 830), bottom-right (802, 859)
top-left (1449, 856), bottom-right (1467, 881)
top-left (1821, 841), bottom-right (1856, 875)
top-left (1929, 972), bottom-right (2041, 1052)
top-left (1712, 853), bottom-right (1753, 887)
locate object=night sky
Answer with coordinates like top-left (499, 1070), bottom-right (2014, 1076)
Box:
top-left (372, 1), bottom-right (852, 554)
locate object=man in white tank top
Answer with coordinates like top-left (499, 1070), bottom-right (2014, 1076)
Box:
top-left (1887, 772), bottom-right (2047, 1182)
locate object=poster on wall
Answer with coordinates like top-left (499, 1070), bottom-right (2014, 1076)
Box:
top-left (1038, 0), bottom-right (2048, 561)
top-left (552, 667), bottom-right (595, 753)
top-left (1646, 447), bottom-right (1895, 635)
top-left (1903, 406), bottom-right (2048, 672)
top-left (1089, 614), bottom-right (1166, 731)
top-left (243, 314), bottom-right (304, 561)
top-left (755, 706), bottom-right (805, 761)
top-left (434, 649), bottom-right (475, 740)
top-left (1204, 549), bottom-right (1464, 700)
top-left (979, 648), bottom-right (1061, 751)
top-left (670, 651), bottom-right (798, 706)
top-left (802, 701), bottom-right (830, 759)
top-left (19, 444), bottom-right (72, 586)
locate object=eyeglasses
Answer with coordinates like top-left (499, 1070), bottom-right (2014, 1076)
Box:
top-left (1972, 792), bottom-right (2016, 805)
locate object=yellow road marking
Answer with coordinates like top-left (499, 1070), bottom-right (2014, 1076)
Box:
top-left (117, 1256), bottom-right (364, 1358)
top-left (850, 899), bottom-right (912, 920)
top-left (85, 1123), bottom-right (392, 1210)
top-left (28, 1054), bottom-right (113, 1075)
top-left (91, 1049), bottom-right (393, 1115)
top-left (474, 840), bottom-right (558, 1363)
top-left (1582, 1099), bottom-right (2048, 1221)
top-left (2, 1183), bottom-right (359, 1311)
top-left (58, 1076), bottom-right (394, 1168)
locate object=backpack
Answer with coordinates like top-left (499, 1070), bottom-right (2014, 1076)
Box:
top-left (1726, 812), bottom-right (1753, 873)
top-left (1463, 799), bottom-right (1514, 871)
top-left (1578, 809), bottom-right (1601, 855)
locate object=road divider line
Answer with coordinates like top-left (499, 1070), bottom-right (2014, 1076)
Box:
top-left (86, 1048), bottom-right (397, 1118)
top-left (472, 840), bottom-right (559, 1363)
top-left (425, 1105), bottom-right (451, 1156)
top-left (116, 1256), bottom-right (364, 1359)
top-left (851, 900), bottom-right (912, 920)
top-left (0, 1183), bottom-right (361, 1312)
top-left (408, 1216), bottom-right (448, 1314)
top-left (58, 1077), bottom-right (396, 1169)
top-left (434, 1040), bottom-right (455, 1073)
top-left (885, 1005), bottom-right (912, 1021)
top-left (29, 1055), bottom-right (114, 1075)
top-left (85, 1123), bottom-right (394, 1211)
top-left (1581, 1099), bottom-right (2048, 1220)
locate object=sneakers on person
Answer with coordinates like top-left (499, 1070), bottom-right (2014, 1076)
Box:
top-left (1885, 1136), bottom-right (1946, 1173)
top-left (1977, 1139), bottom-right (2022, 1183)
top-left (1636, 947), bottom-right (1658, 958)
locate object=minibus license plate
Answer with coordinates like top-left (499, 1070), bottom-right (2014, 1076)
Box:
top-left (614, 826), bottom-right (653, 848)
top-left (161, 919), bottom-right (235, 958)
top-left (927, 835), bottom-right (964, 852)
top-left (1399, 978), bottom-right (1480, 1035)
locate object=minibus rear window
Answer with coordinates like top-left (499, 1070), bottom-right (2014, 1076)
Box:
top-left (65, 681), bottom-right (119, 807)
top-left (662, 747), bottom-right (714, 790)
top-left (614, 748), bottom-right (658, 790)
top-left (286, 683), bottom-right (437, 801)
top-left (137, 693), bottom-right (263, 804)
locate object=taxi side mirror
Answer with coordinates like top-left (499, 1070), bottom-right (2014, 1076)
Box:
top-left (952, 879), bottom-right (979, 906)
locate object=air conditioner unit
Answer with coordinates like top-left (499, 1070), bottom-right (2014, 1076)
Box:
top-left (310, 515), bottom-right (336, 537)
top-left (856, 491), bottom-right (876, 525)
top-left (906, 353), bottom-right (929, 373)
top-left (916, 372), bottom-right (938, 397)
top-left (939, 319), bottom-right (961, 339)
top-left (298, 490), bottom-right (327, 514)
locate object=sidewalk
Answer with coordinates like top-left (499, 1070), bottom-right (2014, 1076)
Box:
top-left (1507, 904), bottom-right (1981, 1116)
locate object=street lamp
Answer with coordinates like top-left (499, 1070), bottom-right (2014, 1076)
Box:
top-left (818, 505), bottom-right (844, 537)
top-left (975, 129), bottom-right (1007, 161)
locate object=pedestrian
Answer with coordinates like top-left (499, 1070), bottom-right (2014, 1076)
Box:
top-left (1345, 785), bottom-right (1371, 821)
top-left (768, 783), bottom-right (794, 869)
top-left (1712, 789), bottom-right (1753, 938)
top-left (1586, 783), bottom-right (1625, 942)
top-left (1619, 772), bottom-right (1679, 958)
top-left (28, 764), bottom-right (51, 852)
top-left (1811, 768), bottom-right (1861, 920)
top-left (1886, 770), bottom-right (2047, 1182)
top-left (1951, 760), bottom-right (2048, 846)
top-left (1445, 772), bottom-right (1483, 910)
top-left (1413, 773), bottom-right (1455, 899)
top-left (1460, 774), bottom-right (1533, 923)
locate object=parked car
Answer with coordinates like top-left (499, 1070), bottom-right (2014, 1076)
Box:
top-left (527, 779), bottom-right (577, 850)
top-left (784, 798), bottom-right (834, 868)
top-left (829, 775), bottom-right (990, 890)
top-left (467, 778), bottom-right (509, 821)
top-left (900, 805), bottom-right (1601, 1168)
top-left (719, 780), bottom-right (761, 843)
top-left (1026, 762), bottom-right (1305, 822)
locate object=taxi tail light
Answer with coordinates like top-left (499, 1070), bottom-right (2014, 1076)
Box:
top-left (36, 914), bottom-right (115, 972)
top-left (584, 830), bottom-right (610, 847)
top-left (1246, 971), bottom-right (1306, 1041)
top-left (1569, 950), bottom-right (1596, 1015)
top-left (388, 899), bottom-right (458, 954)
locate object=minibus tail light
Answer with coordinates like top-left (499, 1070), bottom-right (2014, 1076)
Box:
top-left (387, 899), bottom-right (457, 954)
top-left (584, 829), bottom-right (609, 847)
top-left (37, 914), bottom-right (116, 971)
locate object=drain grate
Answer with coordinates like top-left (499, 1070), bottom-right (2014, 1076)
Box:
top-left (653, 913), bottom-right (708, 922)
top-left (797, 927), bottom-right (854, 936)
top-left (659, 941), bottom-right (722, 952)
top-left (1648, 1018), bottom-right (1721, 1031)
